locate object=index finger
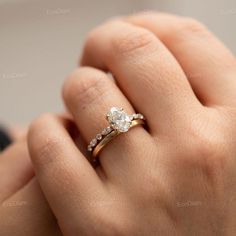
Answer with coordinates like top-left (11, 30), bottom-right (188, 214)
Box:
top-left (28, 114), bottom-right (106, 232)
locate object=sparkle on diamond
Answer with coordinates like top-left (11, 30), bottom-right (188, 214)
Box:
top-left (107, 107), bottom-right (132, 132)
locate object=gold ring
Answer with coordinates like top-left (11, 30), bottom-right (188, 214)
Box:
top-left (87, 107), bottom-right (145, 162)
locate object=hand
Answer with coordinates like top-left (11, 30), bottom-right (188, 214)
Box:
top-left (28, 12), bottom-right (236, 235)
top-left (0, 139), bottom-right (62, 235)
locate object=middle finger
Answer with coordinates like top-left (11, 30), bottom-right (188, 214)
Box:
top-left (81, 20), bottom-right (202, 135)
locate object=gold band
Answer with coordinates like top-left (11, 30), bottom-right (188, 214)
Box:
top-left (92, 119), bottom-right (144, 160)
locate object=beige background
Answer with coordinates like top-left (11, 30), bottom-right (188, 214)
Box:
top-left (0, 0), bottom-right (236, 125)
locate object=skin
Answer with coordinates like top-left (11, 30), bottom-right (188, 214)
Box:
top-left (0, 140), bottom-right (62, 236)
top-left (2, 12), bottom-right (236, 235)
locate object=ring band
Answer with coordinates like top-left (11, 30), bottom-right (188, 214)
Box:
top-left (87, 107), bottom-right (145, 161)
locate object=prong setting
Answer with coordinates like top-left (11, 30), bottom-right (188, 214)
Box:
top-left (87, 108), bottom-right (145, 155)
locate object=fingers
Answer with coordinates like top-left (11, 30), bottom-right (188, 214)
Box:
top-left (62, 67), bottom-right (151, 179)
top-left (126, 12), bottom-right (236, 106)
top-left (0, 141), bottom-right (34, 202)
top-left (81, 20), bottom-right (201, 134)
top-left (1, 179), bottom-right (62, 236)
top-left (28, 114), bottom-right (106, 233)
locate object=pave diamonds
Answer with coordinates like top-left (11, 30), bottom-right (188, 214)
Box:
top-left (132, 113), bottom-right (144, 120)
top-left (87, 128), bottom-right (112, 151)
top-left (87, 139), bottom-right (97, 151)
top-left (101, 126), bottom-right (112, 136)
top-left (107, 107), bottom-right (132, 133)
top-left (87, 145), bottom-right (93, 152)
top-left (91, 138), bottom-right (97, 146)
top-left (96, 133), bottom-right (102, 140)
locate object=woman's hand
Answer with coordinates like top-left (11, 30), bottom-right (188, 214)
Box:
top-left (0, 140), bottom-right (62, 235)
top-left (28, 12), bottom-right (236, 235)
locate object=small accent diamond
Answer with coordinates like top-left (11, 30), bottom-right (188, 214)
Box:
top-left (96, 134), bottom-right (102, 140)
top-left (101, 129), bottom-right (107, 136)
top-left (129, 115), bottom-right (134, 121)
top-left (90, 138), bottom-right (97, 147)
top-left (137, 114), bottom-right (144, 119)
top-left (106, 126), bottom-right (112, 133)
top-left (101, 127), bottom-right (112, 135)
top-left (87, 145), bottom-right (93, 152)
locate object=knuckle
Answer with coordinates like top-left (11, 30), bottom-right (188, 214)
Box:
top-left (173, 111), bottom-right (232, 185)
top-left (86, 195), bottom-right (136, 236)
top-left (84, 27), bottom-right (100, 51)
top-left (28, 114), bottom-right (63, 166)
top-left (157, 16), bottom-right (210, 45)
top-left (84, 20), bottom-right (158, 58)
top-left (94, 213), bottom-right (133, 236)
top-left (29, 113), bottom-right (53, 138)
top-left (110, 28), bottom-right (156, 55)
top-left (63, 68), bottom-right (109, 108)
top-left (188, 131), bottom-right (228, 182)
top-left (179, 17), bottom-right (208, 35)
top-left (35, 136), bottom-right (59, 165)
top-left (194, 136), bottom-right (221, 161)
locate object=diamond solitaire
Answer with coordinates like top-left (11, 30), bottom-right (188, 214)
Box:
top-left (106, 107), bottom-right (132, 132)
top-left (87, 107), bottom-right (145, 160)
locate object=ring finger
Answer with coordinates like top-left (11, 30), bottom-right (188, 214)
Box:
top-left (62, 67), bottom-right (151, 180)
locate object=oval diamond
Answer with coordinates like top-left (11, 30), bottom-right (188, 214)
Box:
top-left (107, 107), bottom-right (132, 132)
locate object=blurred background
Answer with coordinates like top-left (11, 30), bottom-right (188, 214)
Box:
top-left (1, 0), bottom-right (236, 125)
